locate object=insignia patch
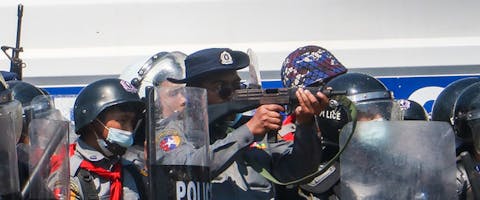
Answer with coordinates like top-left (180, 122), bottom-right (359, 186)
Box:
top-left (120, 79), bottom-right (138, 93)
top-left (156, 129), bottom-right (182, 152)
top-left (220, 51), bottom-right (233, 65)
top-left (249, 141), bottom-right (267, 150)
top-left (398, 99), bottom-right (411, 110)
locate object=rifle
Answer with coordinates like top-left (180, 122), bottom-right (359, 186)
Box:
top-left (2, 4), bottom-right (25, 80)
top-left (208, 87), bottom-right (347, 125)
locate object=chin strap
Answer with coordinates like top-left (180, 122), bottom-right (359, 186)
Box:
top-left (254, 95), bottom-right (357, 186)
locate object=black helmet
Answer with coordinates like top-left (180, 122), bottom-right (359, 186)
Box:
top-left (73, 78), bottom-right (144, 133)
top-left (7, 80), bottom-right (49, 107)
top-left (325, 73), bottom-right (401, 121)
top-left (453, 82), bottom-right (480, 140)
top-left (317, 73), bottom-right (396, 159)
top-left (326, 72), bottom-right (392, 102)
top-left (431, 77), bottom-right (480, 123)
top-left (398, 99), bottom-right (429, 121)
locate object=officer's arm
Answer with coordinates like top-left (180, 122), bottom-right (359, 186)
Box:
top-left (209, 125), bottom-right (255, 177)
top-left (157, 125), bottom-right (254, 178)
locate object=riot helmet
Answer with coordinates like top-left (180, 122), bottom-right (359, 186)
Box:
top-left (398, 99), bottom-right (429, 121)
top-left (453, 82), bottom-right (480, 143)
top-left (281, 45), bottom-right (346, 88)
top-left (73, 78), bottom-right (144, 133)
top-left (326, 72), bottom-right (401, 121)
top-left (119, 51), bottom-right (186, 98)
top-left (431, 77), bottom-right (480, 123)
top-left (7, 81), bottom-right (50, 141)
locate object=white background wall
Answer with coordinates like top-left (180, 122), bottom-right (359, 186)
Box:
top-left (0, 0), bottom-right (479, 81)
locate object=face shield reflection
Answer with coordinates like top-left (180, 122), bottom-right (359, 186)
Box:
top-left (355, 99), bottom-right (402, 121)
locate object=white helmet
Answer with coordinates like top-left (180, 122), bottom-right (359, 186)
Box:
top-left (119, 51), bottom-right (187, 98)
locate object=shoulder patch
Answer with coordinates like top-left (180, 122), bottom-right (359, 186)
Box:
top-left (120, 79), bottom-right (138, 93)
top-left (249, 141), bottom-right (267, 150)
top-left (156, 129), bottom-right (182, 152)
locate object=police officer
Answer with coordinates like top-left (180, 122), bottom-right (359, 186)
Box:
top-left (7, 80), bottom-right (50, 189)
top-left (286, 69), bottom-right (402, 199)
top-left (431, 77), bottom-right (480, 153)
top-left (277, 45), bottom-right (348, 200)
top-left (451, 82), bottom-right (480, 200)
top-left (166, 48), bottom-right (329, 199)
top-left (69, 78), bottom-right (146, 199)
top-left (119, 51), bottom-right (186, 170)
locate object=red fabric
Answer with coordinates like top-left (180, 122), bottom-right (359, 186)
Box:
top-left (281, 114), bottom-right (296, 141)
top-left (70, 143), bottom-right (123, 200)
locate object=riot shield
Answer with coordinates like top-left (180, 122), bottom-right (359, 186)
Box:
top-left (148, 86), bottom-right (211, 200)
top-left (0, 99), bottom-right (22, 199)
top-left (24, 95), bottom-right (70, 199)
top-left (339, 121), bottom-right (456, 199)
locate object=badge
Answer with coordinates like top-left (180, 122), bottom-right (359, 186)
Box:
top-left (120, 79), bottom-right (138, 93)
top-left (220, 51), bottom-right (233, 65)
top-left (156, 129), bottom-right (182, 152)
top-left (249, 141), bottom-right (267, 150)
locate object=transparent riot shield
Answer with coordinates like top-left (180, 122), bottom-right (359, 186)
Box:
top-left (148, 86), bottom-right (211, 200)
top-left (0, 99), bottom-right (22, 199)
top-left (24, 95), bottom-right (70, 200)
top-left (339, 121), bottom-right (456, 199)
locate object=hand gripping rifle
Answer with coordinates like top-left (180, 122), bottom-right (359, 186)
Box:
top-left (2, 4), bottom-right (25, 80)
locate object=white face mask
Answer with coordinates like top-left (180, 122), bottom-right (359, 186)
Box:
top-left (97, 119), bottom-right (134, 148)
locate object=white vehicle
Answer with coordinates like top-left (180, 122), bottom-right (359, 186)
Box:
top-left (1, 0), bottom-right (479, 120)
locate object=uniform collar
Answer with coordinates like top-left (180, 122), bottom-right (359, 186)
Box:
top-left (76, 139), bottom-right (105, 162)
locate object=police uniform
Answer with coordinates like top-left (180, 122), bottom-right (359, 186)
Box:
top-left (69, 139), bottom-right (142, 200)
top-left (211, 123), bottom-right (322, 200)
top-left (156, 115), bottom-right (255, 177)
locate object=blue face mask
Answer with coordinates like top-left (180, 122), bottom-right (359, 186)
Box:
top-left (97, 119), bottom-right (134, 148)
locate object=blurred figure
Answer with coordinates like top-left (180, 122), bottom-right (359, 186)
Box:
top-left (452, 82), bottom-right (480, 200)
top-left (7, 80), bottom-right (50, 189)
top-left (431, 77), bottom-right (480, 153)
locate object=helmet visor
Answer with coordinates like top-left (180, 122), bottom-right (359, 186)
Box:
top-left (356, 99), bottom-right (403, 121)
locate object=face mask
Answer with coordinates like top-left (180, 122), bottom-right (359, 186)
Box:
top-left (97, 119), bottom-right (134, 148)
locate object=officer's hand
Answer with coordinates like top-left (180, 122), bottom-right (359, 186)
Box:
top-left (295, 88), bottom-right (328, 125)
top-left (246, 104), bottom-right (284, 135)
